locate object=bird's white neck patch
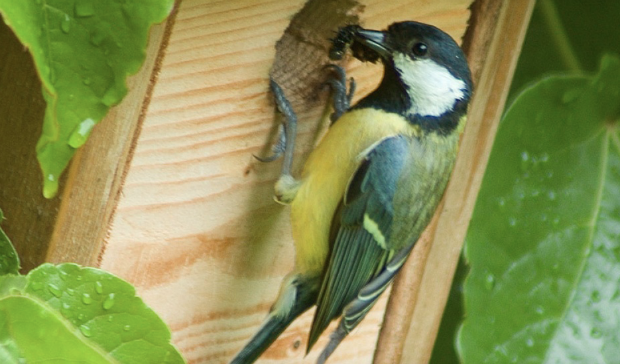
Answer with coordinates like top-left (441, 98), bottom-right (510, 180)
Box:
top-left (393, 54), bottom-right (466, 117)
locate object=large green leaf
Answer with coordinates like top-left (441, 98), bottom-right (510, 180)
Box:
top-left (459, 55), bottom-right (620, 363)
top-left (0, 0), bottom-right (174, 197)
top-left (25, 263), bottom-right (185, 363)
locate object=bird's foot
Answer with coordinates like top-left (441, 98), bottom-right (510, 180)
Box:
top-left (324, 64), bottom-right (355, 123)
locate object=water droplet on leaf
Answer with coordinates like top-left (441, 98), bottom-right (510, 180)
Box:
top-left (90, 29), bottom-right (105, 46)
top-left (95, 281), bottom-right (103, 294)
top-left (60, 14), bottom-right (71, 33)
top-left (591, 327), bottom-right (602, 338)
top-left (82, 293), bottom-right (93, 305)
top-left (48, 284), bottom-right (62, 298)
top-left (103, 293), bottom-right (115, 310)
top-left (68, 118), bottom-right (96, 148)
top-left (43, 174), bottom-right (59, 198)
top-left (75, 2), bottom-right (95, 17)
top-left (562, 88), bottom-right (582, 104)
top-left (484, 272), bottom-right (495, 290)
top-left (79, 324), bottom-right (92, 337)
top-left (123, 325), bottom-right (131, 331)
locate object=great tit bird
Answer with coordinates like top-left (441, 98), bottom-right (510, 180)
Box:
top-left (231, 21), bottom-right (472, 363)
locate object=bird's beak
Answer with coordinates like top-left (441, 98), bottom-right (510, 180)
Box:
top-left (354, 29), bottom-right (390, 58)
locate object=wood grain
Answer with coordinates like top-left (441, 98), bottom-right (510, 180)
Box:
top-left (44, 8), bottom-right (179, 266)
top-left (98, 0), bottom-right (472, 363)
top-left (394, 1), bottom-right (536, 363)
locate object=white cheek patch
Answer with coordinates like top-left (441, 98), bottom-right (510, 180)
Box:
top-left (393, 54), bottom-right (466, 117)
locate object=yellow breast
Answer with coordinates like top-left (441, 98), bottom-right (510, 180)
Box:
top-left (290, 108), bottom-right (419, 274)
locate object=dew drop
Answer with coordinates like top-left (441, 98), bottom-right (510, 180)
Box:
top-left (78, 313), bottom-right (85, 321)
top-left (60, 14), bottom-right (71, 34)
top-left (508, 217), bottom-right (517, 227)
top-left (520, 151), bottom-right (530, 171)
top-left (535, 306), bottom-right (544, 315)
top-left (526, 338), bottom-right (534, 347)
top-left (82, 293), bottom-right (93, 305)
top-left (68, 118), bottom-right (96, 148)
top-left (75, 2), bottom-right (95, 17)
top-left (547, 191), bottom-right (556, 200)
top-left (79, 324), bottom-right (92, 337)
top-left (43, 174), bottom-right (59, 198)
top-left (30, 281), bottom-right (44, 291)
top-left (83, 77), bottom-right (92, 85)
top-left (48, 283), bottom-right (62, 298)
top-left (102, 87), bottom-right (119, 107)
top-left (59, 270), bottom-right (69, 281)
top-left (123, 325), bottom-right (131, 331)
top-left (103, 293), bottom-right (115, 310)
top-left (107, 315), bottom-right (113, 322)
top-left (562, 88), bottom-right (582, 104)
top-left (66, 288), bottom-right (75, 296)
top-left (591, 327), bottom-right (602, 338)
top-left (95, 281), bottom-right (104, 294)
top-left (497, 197), bottom-right (506, 207)
top-left (484, 272), bottom-right (495, 291)
top-left (521, 151), bottom-right (529, 161)
top-left (90, 29), bottom-right (105, 46)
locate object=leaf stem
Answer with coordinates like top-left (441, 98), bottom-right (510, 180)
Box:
top-left (539, 0), bottom-right (583, 72)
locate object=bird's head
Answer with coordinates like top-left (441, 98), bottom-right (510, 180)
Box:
top-left (340, 21), bottom-right (473, 122)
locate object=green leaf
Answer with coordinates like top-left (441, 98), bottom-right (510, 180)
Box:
top-left (459, 55), bottom-right (620, 363)
top-left (0, 0), bottom-right (174, 197)
top-left (0, 295), bottom-right (116, 363)
top-left (25, 263), bottom-right (185, 364)
top-left (0, 214), bottom-right (20, 275)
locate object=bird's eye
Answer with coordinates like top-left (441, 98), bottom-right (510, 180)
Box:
top-left (412, 42), bottom-right (428, 57)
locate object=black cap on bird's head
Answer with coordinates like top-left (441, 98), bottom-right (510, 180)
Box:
top-left (332, 21), bottom-right (473, 128)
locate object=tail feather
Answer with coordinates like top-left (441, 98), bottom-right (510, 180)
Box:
top-left (230, 275), bottom-right (318, 364)
top-left (231, 313), bottom-right (299, 364)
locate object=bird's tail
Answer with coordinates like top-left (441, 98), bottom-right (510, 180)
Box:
top-left (230, 274), bottom-right (319, 364)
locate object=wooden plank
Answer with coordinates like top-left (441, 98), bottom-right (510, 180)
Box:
top-left (44, 9), bottom-right (179, 266)
top-left (378, 1), bottom-right (537, 363)
top-left (98, 0), bottom-right (475, 363)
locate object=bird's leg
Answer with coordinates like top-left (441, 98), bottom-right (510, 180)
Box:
top-left (258, 79), bottom-right (302, 204)
top-left (324, 64), bottom-right (355, 123)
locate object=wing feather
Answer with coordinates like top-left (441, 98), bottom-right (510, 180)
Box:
top-left (307, 135), bottom-right (410, 351)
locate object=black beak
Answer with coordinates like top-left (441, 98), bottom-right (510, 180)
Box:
top-left (354, 29), bottom-right (390, 58)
